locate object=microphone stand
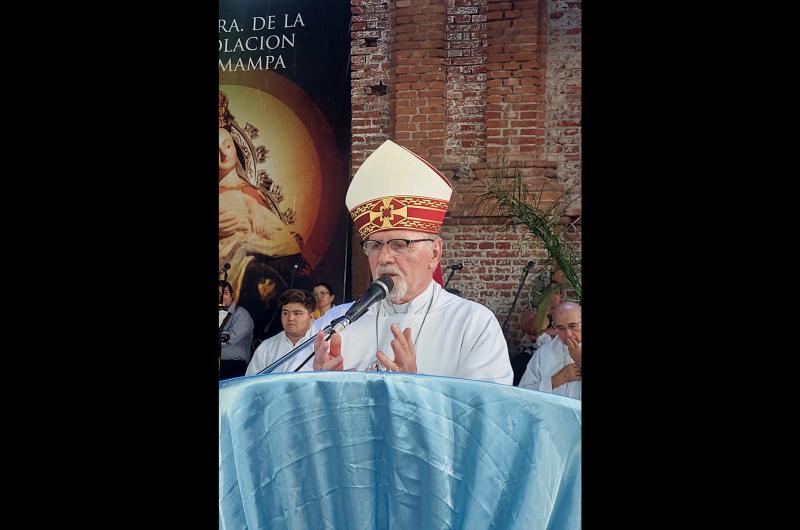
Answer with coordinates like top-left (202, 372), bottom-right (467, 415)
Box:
top-left (443, 266), bottom-right (459, 289)
top-left (257, 333), bottom-right (319, 374)
top-left (501, 262), bottom-right (534, 333)
top-left (257, 276), bottom-right (393, 375)
top-left (257, 317), bottom-right (344, 374)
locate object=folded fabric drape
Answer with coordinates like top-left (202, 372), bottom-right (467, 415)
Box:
top-left (220, 372), bottom-right (581, 529)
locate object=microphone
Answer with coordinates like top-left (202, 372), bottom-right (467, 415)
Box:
top-left (330, 276), bottom-right (394, 334)
top-left (523, 260), bottom-right (536, 272)
top-left (258, 276), bottom-right (394, 375)
top-left (448, 262), bottom-right (463, 271)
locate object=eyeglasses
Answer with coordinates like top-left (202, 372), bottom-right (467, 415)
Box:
top-left (362, 238), bottom-right (434, 256)
top-left (554, 321), bottom-right (581, 333)
top-left (314, 291), bottom-right (331, 296)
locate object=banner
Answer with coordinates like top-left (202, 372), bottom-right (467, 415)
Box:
top-left (219, 0), bottom-right (351, 344)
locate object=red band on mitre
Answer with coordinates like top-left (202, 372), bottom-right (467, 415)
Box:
top-left (350, 195), bottom-right (449, 240)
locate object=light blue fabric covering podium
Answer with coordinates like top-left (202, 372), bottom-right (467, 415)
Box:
top-left (220, 372), bottom-right (581, 529)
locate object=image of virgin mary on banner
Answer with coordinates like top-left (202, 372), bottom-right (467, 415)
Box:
top-left (219, 0), bottom-right (351, 344)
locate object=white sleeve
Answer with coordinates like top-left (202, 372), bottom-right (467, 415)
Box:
top-left (536, 332), bottom-right (553, 348)
top-left (518, 347), bottom-right (553, 392)
top-left (457, 308), bottom-right (513, 385)
top-left (245, 342), bottom-right (268, 375)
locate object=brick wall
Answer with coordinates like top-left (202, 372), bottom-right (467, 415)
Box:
top-left (545, 0), bottom-right (581, 193)
top-left (395, 0), bottom-right (447, 164)
top-left (351, 0), bottom-right (395, 168)
top-left (485, 0), bottom-right (547, 161)
top-left (446, 0), bottom-right (487, 165)
top-left (349, 0), bottom-right (582, 356)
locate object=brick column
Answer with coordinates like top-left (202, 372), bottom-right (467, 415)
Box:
top-left (394, 0), bottom-right (447, 166)
top-left (485, 0), bottom-right (546, 161)
top-left (351, 0), bottom-right (396, 170)
top-left (445, 0), bottom-right (487, 165)
top-left (545, 0), bottom-right (581, 191)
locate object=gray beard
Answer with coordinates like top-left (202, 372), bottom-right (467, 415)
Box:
top-left (376, 265), bottom-right (407, 303)
top-left (387, 276), bottom-right (407, 303)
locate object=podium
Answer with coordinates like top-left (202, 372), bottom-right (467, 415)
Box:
top-left (220, 372), bottom-right (581, 529)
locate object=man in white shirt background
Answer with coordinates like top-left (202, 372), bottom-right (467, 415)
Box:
top-left (246, 289), bottom-right (316, 375)
top-left (518, 301), bottom-right (582, 400)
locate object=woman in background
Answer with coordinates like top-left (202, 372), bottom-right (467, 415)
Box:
top-left (311, 282), bottom-right (336, 319)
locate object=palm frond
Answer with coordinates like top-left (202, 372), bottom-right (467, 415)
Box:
top-left (470, 159), bottom-right (582, 301)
